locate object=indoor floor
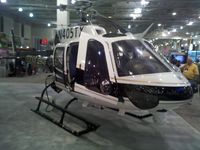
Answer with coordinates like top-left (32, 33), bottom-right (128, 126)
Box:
top-left (0, 74), bottom-right (200, 150)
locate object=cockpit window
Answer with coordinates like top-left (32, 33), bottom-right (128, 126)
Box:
top-left (112, 40), bottom-right (170, 76)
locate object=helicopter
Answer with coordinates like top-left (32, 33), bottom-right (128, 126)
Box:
top-left (32, 6), bottom-right (193, 136)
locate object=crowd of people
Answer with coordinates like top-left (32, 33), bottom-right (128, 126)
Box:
top-left (7, 57), bottom-right (53, 77)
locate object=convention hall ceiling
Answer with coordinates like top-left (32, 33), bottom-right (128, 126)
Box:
top-left (1, 0), bottom-right (200, 38)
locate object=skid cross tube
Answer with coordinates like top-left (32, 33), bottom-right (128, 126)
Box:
top-left (32, 97), bottom-right (99, 136)
top-left (32, 84), bottom-right (99, 136)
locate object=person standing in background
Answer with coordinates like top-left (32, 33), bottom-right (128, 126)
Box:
top-left (181, 57), bottom-right (199, 93)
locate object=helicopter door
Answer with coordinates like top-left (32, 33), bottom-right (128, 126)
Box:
top-left (54, 47), bottom-right (65, 84)
top-left (66, 42), bottom-right (79, 86)
top-left (84, 39), bottom-right (110, 94)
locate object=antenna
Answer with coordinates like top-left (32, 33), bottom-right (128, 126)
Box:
top-left (133, 23), bottom-right (154, 39)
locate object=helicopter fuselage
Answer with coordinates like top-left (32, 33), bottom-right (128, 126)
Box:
top-left (53, 24), bottom-right (193, 112)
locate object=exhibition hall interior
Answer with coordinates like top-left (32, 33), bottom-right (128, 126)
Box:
top-left (1, 0), bottom-right (200, 150)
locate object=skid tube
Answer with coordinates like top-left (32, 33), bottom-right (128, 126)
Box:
top-left (31, 83), bottom-right (99, 136)
top-left (105, 107), bottom-right (153, 119)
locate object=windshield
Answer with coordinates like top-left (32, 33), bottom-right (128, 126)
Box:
top-left (112, 40), bottom-right (170, 76)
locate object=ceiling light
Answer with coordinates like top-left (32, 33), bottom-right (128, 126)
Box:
top-left (155, 38), bottom-right (158, 40)
top-left (128, 24), bottom-right (131, 29)
top-left (180, 26), bottom-right (183, 29)
top-left (172, 12), bottom-right (177, 16)
top-left (71, 0), bottom-right (76, 4)
top-left (18, 8), bottom-right (23, 12)
top-left (134, 8), bottom-right (142, 14)
top-left (162, 32), bottom-right (167, 37)
top-left (195, 35), bottom-right (197, 38)
top-left (186, 32), bottom-right (189, 35)
top-left (130, 13), bottom-right (142, 19)
top-left (0, 0), bottom-right (7, 3)
top-left (29, 12), bottom-right (34, 17)
top-left (47, 23), bottom-right (51, 27)
top-left (199, 16), bottom-right (200, 19)
top-left (108, 16), bottom-right (112, 18)
top-left (187, 21), bottom-right (194, 26)
top-left (157, 23), bottom-right (161, 27)
top-left (167, 31), bottom-right (171, 35)
top-left (141, 0), bottom-right (149, 6)
top-left (172, 29), bottom-right (177, 32)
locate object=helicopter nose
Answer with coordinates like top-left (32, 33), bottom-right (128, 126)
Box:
top-left (124, 85), bottom-right (159, 110)
top-left (123, 85), bottom-right (193, 110)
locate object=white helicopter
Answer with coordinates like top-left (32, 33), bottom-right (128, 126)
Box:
top-left (33, 9), bottom-right (193, 136)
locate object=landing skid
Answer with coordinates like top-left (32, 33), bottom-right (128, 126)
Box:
top-left (125, 112), bottom-right (153, 119)
top-left (105, 107), bottom-right (153, 119)
top-left (31, 82), bottom-right (99, 136)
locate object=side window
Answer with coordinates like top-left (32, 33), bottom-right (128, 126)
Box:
top-left (69, 43), bottom-right (78, 79)
top-left (54, 47), bottom-right (64, 70)
top-left (84, 39), bottom-right (110, 93)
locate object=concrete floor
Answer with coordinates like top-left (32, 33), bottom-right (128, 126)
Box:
top-left (0, 74), bottom-right (200, 150)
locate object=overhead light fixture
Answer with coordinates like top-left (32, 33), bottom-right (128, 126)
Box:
top-left (130, 13), bottom-right (142, 19)
top-left (134, 8), bottom-right (142, 14)
top-left (157, 23), bottom-right (161, 27)
top-left (187, 21), bottom-right (194, 26)
top-left (128, 24), bottom-right (131, 29)
top-left (180, 26), bottom-right (183, 29)
top-left (29, 12), bottom-right (34, 17)
top-left (108, 16), bottom-right (112, 18)
top-left (18, 8), bottom-right (23, 12)
top-left (172, 29), bottom-right (177, 32)
top-left (0, 0), bottom-right (7, 3)
top-left (167, 31), bottom-right (171, 35)
top-left (195, 35), bottom-right (198, 38)
top-left (172, 12), bottom-right (177, 16)
top-left (141, 0), bottom-right (149, 6)
top-left (186, 32), bottom-right (189, 35)
top-left (47, 23), bottom-right (51, 27)
top-left (71, 0), bottom-right (76, 4)
top-left (162, 32), bottom-right (167, 37)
